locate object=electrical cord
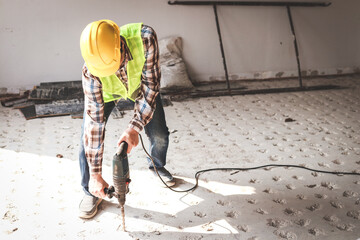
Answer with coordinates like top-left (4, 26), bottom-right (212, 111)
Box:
top-left (139, 134), bottom-right (360, 193)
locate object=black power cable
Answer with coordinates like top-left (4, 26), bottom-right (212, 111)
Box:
top-left (139, 135), bottom-right (360, 193)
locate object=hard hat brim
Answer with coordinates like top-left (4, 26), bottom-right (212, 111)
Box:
top-left (86, 61), bottom-right (120, 78)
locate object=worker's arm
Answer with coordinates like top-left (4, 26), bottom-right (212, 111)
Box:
top-left (118, 25), bottom-right (161, 153)
top-left (82, 65), bottom-right (109, 197)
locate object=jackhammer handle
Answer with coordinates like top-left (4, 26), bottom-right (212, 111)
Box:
top-left (116, 141), bottom-right (128, 155)
top-left (104, 185), bottom-right (115, 199)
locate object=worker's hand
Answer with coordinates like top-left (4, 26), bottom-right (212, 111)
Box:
top-left (89, 174), bottom-right (109, 199)
top-left (118, 128), bottom-right (139, 154)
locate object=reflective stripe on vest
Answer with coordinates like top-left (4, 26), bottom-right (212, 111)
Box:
top-left (99, 23), bottom-right (145, 103)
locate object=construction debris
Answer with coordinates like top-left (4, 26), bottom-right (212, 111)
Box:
top-left (29, 81), bottom-right (83, 101)
top-left (2, 80), bottom-right (172, 120)
top-left (1, 81), bottom-right (84, 120)
top-left (35, 99), bottom-right (84, 117)
top-left (0, 91), bottom-right (29, 107)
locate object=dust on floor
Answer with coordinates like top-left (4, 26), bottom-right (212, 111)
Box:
top-left (0, 76), bottom-right (359, 240)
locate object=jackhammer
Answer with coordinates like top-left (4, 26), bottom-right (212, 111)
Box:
top-left (105, 141), bottom-right (130, 231)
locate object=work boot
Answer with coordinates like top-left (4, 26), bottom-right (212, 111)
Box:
top-left (79, 194), bottom-right (102, 219)
top-left (150, 167), bottom-right (176, 187)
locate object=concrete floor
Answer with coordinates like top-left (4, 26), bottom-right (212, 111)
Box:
top-left (0, 75), bottom-right (359, 240)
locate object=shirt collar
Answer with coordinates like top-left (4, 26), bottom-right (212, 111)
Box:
top-left (120, 36), bottom-right (133, 68)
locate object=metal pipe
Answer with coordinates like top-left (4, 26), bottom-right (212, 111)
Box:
top-left (213, 4), bottom-right (231, 93)
top-left (168, 1), bottom-right (331, 7)
top-left (286, 6), bottom-right (303, 87)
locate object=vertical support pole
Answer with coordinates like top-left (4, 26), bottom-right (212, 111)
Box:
top-left (286, 6), bottom-right (303, 88)
top-left (213, 4), bottom-right (231, 93)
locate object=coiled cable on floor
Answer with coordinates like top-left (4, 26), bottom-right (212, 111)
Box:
top-left (139, 134), bottom-right (360, 193)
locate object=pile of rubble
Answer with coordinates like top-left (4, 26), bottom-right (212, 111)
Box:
top-left (0, 79), bottom-right (172, 120)
top-left (0, 81), bottom-right (85, 120)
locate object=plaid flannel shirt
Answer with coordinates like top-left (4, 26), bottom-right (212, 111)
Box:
top-left (82, 24), bottom-right (161, 175)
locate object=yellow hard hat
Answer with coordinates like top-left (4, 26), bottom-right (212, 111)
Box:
top-left (80, 20), bottom-right (121, 77)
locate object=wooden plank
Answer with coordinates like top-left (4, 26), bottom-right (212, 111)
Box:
top-left (71, 113), bottom-right (84, 119)
top-left (1, 97), bottom-right (28, 107)
top-left (0, 93), bottom-right (19, 100)
top-left (18, 105), bottom-right (36, 120)
top-left (35, 102), bottom-right (84, 117)
top-left (0, 91), bottom-right (29, 107)
top-left (39, 80), bottom-right (82, 88)
top-left (29, 87), bottom-right (84, 101)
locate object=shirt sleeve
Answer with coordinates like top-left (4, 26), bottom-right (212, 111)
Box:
top-left (128, 25), bottom-right (161, 132)
top-left (82, 64), bottom-right (105, 175)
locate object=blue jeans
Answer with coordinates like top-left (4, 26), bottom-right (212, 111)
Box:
top-left (79, 94), bottom-right (169, 195)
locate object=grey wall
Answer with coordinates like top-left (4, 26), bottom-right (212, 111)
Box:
top-left (0, 0), bottom-right (359, 91)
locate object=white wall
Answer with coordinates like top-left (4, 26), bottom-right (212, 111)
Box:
top-left (0, 0), bottom-right (359, 90)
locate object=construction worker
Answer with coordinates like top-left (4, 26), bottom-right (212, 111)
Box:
top-left (78, 20), bottom-right (174, 219)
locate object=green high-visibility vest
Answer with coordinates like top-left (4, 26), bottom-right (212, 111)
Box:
top-left (99, 23), bottom-right (145, 102)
